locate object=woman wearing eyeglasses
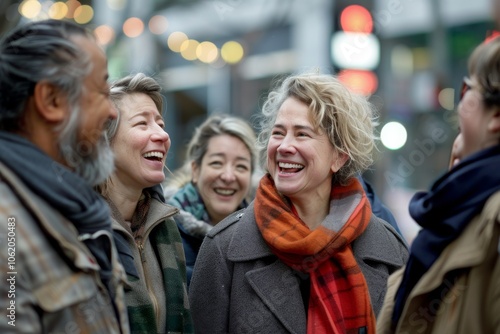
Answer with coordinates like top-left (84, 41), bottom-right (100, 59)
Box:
top-left (377, 37), bottom-right (500, 334)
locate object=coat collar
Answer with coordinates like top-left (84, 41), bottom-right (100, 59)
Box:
top-left (110, 196), bottom-right (178, 235)
top-left (352, 215), bottom-right (408, 267)
top-left (227, 202), bottom-right (273, 261)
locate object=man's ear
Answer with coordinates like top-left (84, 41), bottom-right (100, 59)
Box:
top-left (33, 81), bottom-right (68, 123)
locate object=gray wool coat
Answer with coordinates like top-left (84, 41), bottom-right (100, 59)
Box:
top-left (189, 202), bottom-right (409, 334)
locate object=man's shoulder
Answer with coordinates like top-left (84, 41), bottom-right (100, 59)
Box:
top-left (0, 162), bottom-right (38, 224)
top-left (0, 161), bottom-right (90, 261)
top-left (0, 161), bottom-right (40, 208)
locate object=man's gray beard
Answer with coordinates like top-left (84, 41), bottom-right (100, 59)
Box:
top-left (59, 131), bottom-right (115, 187)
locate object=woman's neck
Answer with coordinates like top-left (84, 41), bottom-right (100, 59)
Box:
top-left (287, 176), bottom-right (333, 230)
top-left (107, 176), bottom-right (143, 221)
top-left (290, 193), bottom-right (330, 230)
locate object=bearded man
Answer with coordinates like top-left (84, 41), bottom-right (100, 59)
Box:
top-left (0, 19), bottom-right (129, 333)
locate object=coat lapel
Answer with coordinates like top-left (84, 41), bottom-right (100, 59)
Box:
top-left (245, 261), bottom-right (307, 334)
top-left (227, 203), bottom-right (307, 333)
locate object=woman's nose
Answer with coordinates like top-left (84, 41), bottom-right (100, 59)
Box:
top-left (151, 126), bottom-right (170, 142)
top-left (277, 134), bottom-right (296, 154)
top-left (220, 165), bottom-right (236, 182)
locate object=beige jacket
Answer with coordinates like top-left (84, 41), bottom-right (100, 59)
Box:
top-left (377, 191), bottom-right (500, 334)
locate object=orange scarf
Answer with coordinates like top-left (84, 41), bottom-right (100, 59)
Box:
top-left (254, 174), bottom-right (376, 334)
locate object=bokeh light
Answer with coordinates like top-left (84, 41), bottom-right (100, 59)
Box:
top-left (74, 5), bottom-right (93, 24)
top-left (438, 88), bottom-right (455, 111)
top-left (340, 5), bottom-right (373, 33)
top-left (339, 69), bottom-right (378, 96)
top-left (48, 2), bottom-right (68, 19)
top-left (221, 41), bottom-right (244, 64)
top-left (19, 0), bottom-right (42, 19)
top-left (381, 122), bottom-right (408, 150)
top-left (94, 25), bottom-right (115, 46)
top-left (65, 0), bottom-right (80, 19)
top-left (149, 15), bottom-right (169, 35)
top-left (180, 39), bottom-right (200, 61)
top-left (123, 17), bottom-right (144, 38)
top-left (168, 31), bottom-right (188, 52)
top-left (196, 41), bottom-right (219, 63)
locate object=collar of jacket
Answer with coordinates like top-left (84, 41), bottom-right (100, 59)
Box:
top-left (109, 196), bottom-right (179, 282)
top-left (111, 196), bottom-right (179, 236)
top-left (223, 201), bottom-right (405, 267)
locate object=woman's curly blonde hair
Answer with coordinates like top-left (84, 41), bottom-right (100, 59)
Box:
top-left (256, 72), bottom-right (379, 185)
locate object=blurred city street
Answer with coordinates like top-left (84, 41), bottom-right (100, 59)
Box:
top-left (1, 0), bottom-right (497, 243)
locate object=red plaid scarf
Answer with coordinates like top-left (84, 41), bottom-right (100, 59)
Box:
top-left (254, 174), bottom-right (376, 334)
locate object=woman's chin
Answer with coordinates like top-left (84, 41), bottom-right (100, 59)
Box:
top-left (140, 174), bottom-right (165, 189)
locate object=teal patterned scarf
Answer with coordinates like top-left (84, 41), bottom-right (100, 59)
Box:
top-left (169, 182), bottom-right (210, 221)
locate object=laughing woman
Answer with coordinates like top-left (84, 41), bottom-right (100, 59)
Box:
top-left (164, 114), bottom-right (258, 288)
top-left (97, 73), bottom-right (193, 333)
top-left (189, 72), bottom-right (408, 334)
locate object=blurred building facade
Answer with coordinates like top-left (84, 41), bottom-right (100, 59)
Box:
top-left (372, 0), bottom-right (494, 241)
top-left (93, 0), bottom-right (336, 169)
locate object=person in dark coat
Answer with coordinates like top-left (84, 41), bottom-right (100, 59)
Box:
top-left (189, 72), bottom-right (409, 334)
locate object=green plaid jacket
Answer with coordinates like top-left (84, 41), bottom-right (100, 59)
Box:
top-left (110, 196), bottom-right (194, 334)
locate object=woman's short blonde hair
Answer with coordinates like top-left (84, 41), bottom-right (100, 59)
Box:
top-left (256, 72), bottom-right (378, 185)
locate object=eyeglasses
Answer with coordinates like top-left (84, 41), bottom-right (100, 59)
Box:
top-left (459, 77), bottom-right (472, 101)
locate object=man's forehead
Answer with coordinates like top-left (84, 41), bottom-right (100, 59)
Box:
top-left (71, 35), bottom-right (109, 85)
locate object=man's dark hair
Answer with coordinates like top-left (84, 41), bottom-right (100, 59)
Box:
top-left (0, 19), bottom-right (93, 131)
